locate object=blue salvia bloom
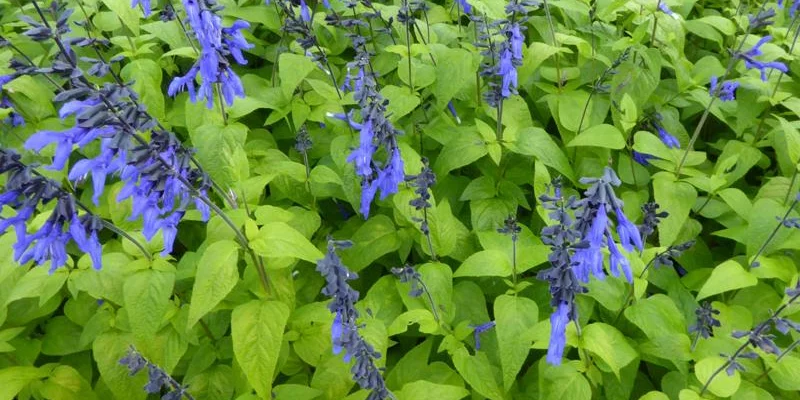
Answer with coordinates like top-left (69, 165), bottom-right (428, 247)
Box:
top-left (749, 8), bottom-right (776, 30)
top-left (0, 149), bottom-right (104, 271)
top-left (689, 301), bottom-right (721, 340)
top-left (572, 167), bottom-right (642, 283)
top-left (632, 150), bottom-right (655, 166)
top-left (299, 0), bottom-right (311, 22)
top-left (120, 346), bottom-right (193, 400)
top-left (652, 120), bottom-right (680, 148)
top-left (316, 239), bottom-right (392, 400)
top-left (1, 96), bottom-right (24, 127)
top-left (709, 75), bottom-right (739, 102)
top-left (537, 178), bottom-right (587, 365)
top-left (456, 0), bottom-right (472, 14)
top-left (406, 157), bottom-right (436, 235)
top-left (167, 0), bottom-right (253, 108)
top-left (339, 35), bottom-right (405, 218)
top-left (131, 0), bottom-right (152, 16)
top-left (657, 1), bottom-right (677, 18)
top-left (447, 100), bottom-right (461, 124)
top-left (472, 321), bottom-right (496, 350)
top-left (737, 36), bottom-right (788, 81)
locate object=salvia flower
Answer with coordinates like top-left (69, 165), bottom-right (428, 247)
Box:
top-left (690, 301), bottom-right (721, 340)
top-left (657, 1), bottom-right (678, 18)
top-left (632, 150), bottom-right (655, 166)
top-left (778, 0), bottom-right (800, 17)
top-left (406, 157), bottom-right (436, 235)
top-left (0, 95), bottom-right (24, 127)
top-left (391, 264), bottom-right (424, 298)
top-left (749, 8), bottom-right (776, 30)
top-left (0, 149), bottom-right (104, 271)
top-left (167, 0), bottom-right (253, 108)
top-left (120, 346), bottom-right (193, 400)
top-left (455, 0), bottom-right (472, 14)
top-left (709, 75), bottom-right (739, 102)
top-left (471, 321), bottom-right (496, 350)
top-left (652, 120), bottom-right (680, 148)
top-left (638, 202), bottom-right (668, 240)
top-left (447, 100), bottom-right (461, 124)
top-left (537, 178), bottom-right (588, 365)
top-left (316, 239), bottom-right (392, 400)
top-left (737, 36), bottom-right (788, 81)
top-left (131, 0), bottom-right (152, 16)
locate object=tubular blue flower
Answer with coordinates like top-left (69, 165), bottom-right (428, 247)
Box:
top-left (615, 206), bottom-right (643, 252)
top-left (347, 121), bottom-right (375, 177)
top-left (160, 211), bottom-right (183, 256)
top-left (68, 143), bottom-right (122, 205)
top-left (1, 96), bottom-right (24, 127)
top-left (332, 311), bottom-right (344, 355)
top-left (509, 23), bottom-right (524, 60)
top-left (658, 1), bottom-right (677, 18)
top-left (606, 231), bottom-right (633, 282)
top-left (131, 0), bottom-right (152, 16)
top-left (472, 321), bottom-right (496, 350)
top-left (546, 302), bottom-right (570, 365)
top-left (738, 36), bottom-right (789, 81)
top-left (709, 75), bottom-right (739, 101)
top-left (456, 0), bottom-right (472, 14)
top-left (222, 21), bottom-right (253, 65)
top-left (69, 214), bottom-right (103, 270)
top-left (376, 147), bottom-right (404, 200)
top-left (778, 0), bottom-right (800, 17)
top-left (572, 204), bottom-right (607, 282)
top-left (299, 0), bottom-right (311, 22)
top-left (654, 122), bottom-right (680, 148)
top-left (498, 49), bottom-right (518, 98)
top-left (632, 151), bottom-right (655, 166)
top-left (447, 101), bottom-right (461, 124)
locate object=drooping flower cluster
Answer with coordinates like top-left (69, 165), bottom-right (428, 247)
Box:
top-left (406, 157), bottom-right (436, 236)
top-left (475, 0), bottom-right (536, 106)
top-left (536, 178), bottom-right (588, 365)
top-left (638, 202), bottom-right (669, 241)
top-left (166, 0), bottom-right (253, 108)
top-left (0, 149), bottom-right (103, 271)
top-left (737, 36), bottom-right (788, 81)
top-left (316, 239), bottom-right (392, 400)
top-left (331, 35), bottom-right (405, 218)
top-left (572, 167), bottom-right (643, 283)
top-left (709, 75), bottom-right (740, 102)
top-left (11, 3), bottom-right (211, 258)
top-left (120, 346), bottom-right (193, 400)
top-left (689, 301), bottom-right (721, 341)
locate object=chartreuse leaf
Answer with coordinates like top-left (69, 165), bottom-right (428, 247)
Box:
top-left (639, 392), bottom-right (670, 400)
top-left (397, 381), bottom-right (470, 400)
top-left (431, 45), bottom-right (475, 107)
top-left (504, 127), bottom-right (575, 182)
top-left (101, 0), bottom-right (139, 34)
top-left (695, 356), bottom-right (741, 397)
top-left (653, 173), bottom-right (697, 246)
top-left (538, 360), bottom-right (592, 400)
top-left (250, 222), bottom-right (324, 264)
top-left (279, 53), bottom-right (316, 97)
top-left (766, 354), bottom-right (800, 391)
top-left (188, 240), bottom-right (240, 327)
top-left (581, 323), bottom-right (637, 378)
top-left (624, 294), bottom-right (686, 337)
top-left (123, 269), bottom-right (175, 339)
top-left (434, 129), bottom-right (489, 176)
top-left (696, 260), bottom-right (757, 300)
top-left (191, 123), bottom-right (250, 191)
top-left (121, 59), bottom-right (165, 121)
top-left (0, 366), bottom-right (47, 400)
top-left (232, 300), bottom-right (290, 399)
top-left (567, 124), bottom-right (626, 149)
top-left (93, 332), bottom-right (147, 400)
top-left (273, 384), bottom-right (324, 400)
top-left (451, 348), bottom-right (505, 400)
top-left (454, 250), bottom-right (512, 277)
top-left (494, 295), bottom-right (538, 391)
top-left (340, 215), bottom-right (401, 272)
top-left (39, 365), bottom-right (97, 400)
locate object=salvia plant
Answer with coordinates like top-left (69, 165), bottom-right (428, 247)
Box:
top-left (1, 0), bottom-right (800, 399)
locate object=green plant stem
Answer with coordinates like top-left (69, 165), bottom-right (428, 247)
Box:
top-left (542, 0), bottom-right (562, 89)
top-left (750, 198), bottom-right (799, 267)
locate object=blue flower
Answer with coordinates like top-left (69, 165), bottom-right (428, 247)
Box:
top-left (546, 302), bottom-right (570, 365)
top-left (606, 231), bottom-right (632, 282)
top-left (68, 143), bottom-right (122, 205)
top-left (346, 121), bottom-right (375, 177)
top-left (709, 75), bottom-right (739, 102)
top-left (658, 1), bottom-right (677, 18)
top-left (632, 151), bottom-right (655, 166)
top-left (498, 49), bottom-right (518, 98)
top-left (131, 0), bottom-right (152, 16)
top-left (299, 0), bottom-right (311, 22)
top-left (778, 0), bottom-right (800, 17)
top-left (738, 36), bottom-right (789, 81)
top-left (456, 0), bottom-right (472, 14)
top-left (573, 204), bottom-right (607, 282)
top-left (654, 122), bottom-right (680, 148)
top-left (70, 214), bottom-right (103, 270)
top-left (509, 23), bottom-right (524, 60)
top-left (222, 20), bottom-right (254, 65)
top-left (447, 101), bottom-right (461, 124)
top-left (615, 206), bottom-right (643, 252)
top-left (376, 147), bottom-right (404, 200)
top-left (472, 321), bottom-right (496, 350)
top-left (160, 211), bottom-right (183, 256)
top-left (332, 311), bottom-right (345, 355)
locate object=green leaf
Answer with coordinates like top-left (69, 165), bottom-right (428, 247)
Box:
top-left (767, 354), bottom-right (800, 391)
top-left (123, 269), bottom-right (175, 339)
top-left (93, 332), bottom-right (147, 400)
top-left (432, 46), bottom-right (475, 106)
top-left (653, 173), bottom-right (697, 246)
top-left (696, 260), bottom-right (758, 300)
top-left (188, 240), bottom-right (240, 327)
top-left (39, 365), bottom-right (97, 400)
top-left (639, 392), bottom-right (671, 400)
top-left (494, 294), bottom-right (538, 391)
top-left (538, 360), bottom-right (592, 400)
top-left (192, 123), bottom-right (250, 191)
top-left (624, 294), bottom-right (687, 338)
top-left (567, 124), bottom-right (626, 149)
top-left (279, 53), bottom-right (316, 97)
top-left (397, 381), bottom-right (470, 400)
top-left (695, 357), bottom-right (741, 397)
top-left (381, 85), bottom-right (420, 121)
top-left (232, 300), bottom-right (290, 399)
top-left (340, 215), bottom-right (401, 272)
top-left (434, 130), bottom-right (488, 176)
top-left (504, 127), bottom-right (575, 181)
top-left (273, 384), bottom-right (324, 400)
top-left (451, 348), bottom-right (505, 400)
top-left (250, 222), bottom-right (324, 263)
top-left (0, 366), bottom-right (46, 400)
top-left (581, 323), bottom-right (638, 378)
top-left (454, 250), bottom-right (512, 277)
top-left (5, 267), bottom-right (67, 307)
top-left (101, 0), bottom-right (139, 34)
top-left (121, 59), bottom-right (165, 121)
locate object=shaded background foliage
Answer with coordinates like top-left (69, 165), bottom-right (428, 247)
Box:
top-left (1, 0), bottom-right (800, 399)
